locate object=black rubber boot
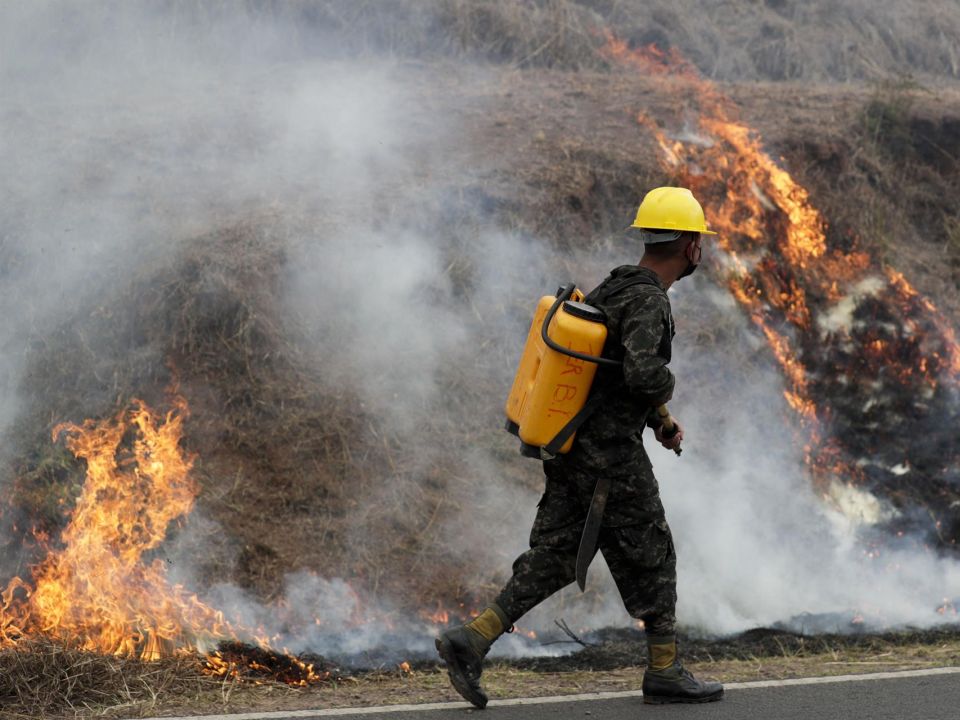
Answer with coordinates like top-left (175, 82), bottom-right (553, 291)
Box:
top-left (435, 605), bottom-right (509, 709)
top-left (642, 660), bottom-right (724, 704)
top-left (435, 624), bottom-right (494, 708)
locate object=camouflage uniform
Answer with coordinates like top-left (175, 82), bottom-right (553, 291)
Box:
top-left (495, 265), bottom-right (678, 636)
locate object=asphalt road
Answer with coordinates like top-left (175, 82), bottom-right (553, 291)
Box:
top-left (144, 669), bottom-right (960, 720)
top-left (346, 673), bottom-right (959, 720)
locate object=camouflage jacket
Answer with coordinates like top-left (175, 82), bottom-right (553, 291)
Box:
top-left (561, 265), bottom-right (676, 470)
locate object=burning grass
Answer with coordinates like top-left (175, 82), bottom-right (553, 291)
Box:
top-left (4, 628), bottom-right (960, 718)
top-left (0, 396), bottom-right (230, 659)
top-left (0, 638), bottom-right (346, 719)
top-left (597, 34), bottom-right (960, 543)
top-left (3, 222), bottom-right (370, 597)
top-left (204, 642), bottom-right (339, 686)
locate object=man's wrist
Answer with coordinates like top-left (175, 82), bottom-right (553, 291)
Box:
top-left (647, 404), bottom-right (667, 429)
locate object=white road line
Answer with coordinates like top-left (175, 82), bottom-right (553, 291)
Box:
top-left (137, 666), bottom-right (960, 720)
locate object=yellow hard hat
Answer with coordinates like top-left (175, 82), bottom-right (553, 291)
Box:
top-left (630, 187), bottom-right (716, 235)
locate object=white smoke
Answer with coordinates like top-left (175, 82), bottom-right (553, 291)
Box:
top-left (3, 0), bottom-right (959, 670)
top-left (663, 278), bottom-right (960, 634)
top-left (0, 0), bottom-right (559, 660)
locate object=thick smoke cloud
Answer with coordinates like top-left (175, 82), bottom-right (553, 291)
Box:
top-left (664, 280), bottom-right (960, 634)
top-left (2, 1), bottom-right (958, 665)
top-left (0, 0), bottom-right (554, 657)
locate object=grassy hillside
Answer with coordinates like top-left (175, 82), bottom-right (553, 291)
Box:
top-left (1, 4), bottom-right (960, 716)
top-left (154, 0), bottom-right (960, 82)
top-left (5, 63), bottom-right (958, 606)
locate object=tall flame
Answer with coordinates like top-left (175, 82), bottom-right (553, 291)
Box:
top-left (603, 36), bottom-right (960, 519)
top-left (0, 397), bottom-right (233, 660)
top-left (0, 395), bottom-right (464, 681)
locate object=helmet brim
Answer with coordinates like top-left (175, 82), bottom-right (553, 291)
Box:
top-left (627, 224), bottom-right (718, 236)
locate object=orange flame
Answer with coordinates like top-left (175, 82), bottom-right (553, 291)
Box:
top-left (0, 397), bottom-right (233, 660)
top-left (0, 396), bottom-right (335, 684)
top-left (428, 609), bottom-right (450, 625)
top-left (604, 35), bottom-right (960, 498)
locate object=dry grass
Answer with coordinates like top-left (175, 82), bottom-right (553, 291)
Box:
top-left (598, 0), bottom-right (960, 82)
top-left (160, 0), bottom-right (960, 81)
top-left (0, 639), bottom-right (351, 719)
top-left (0, 640), bottom-right (211, 719)
top-left (770, 79), bottom-right (960, 314)
top-left (5, 630), bottom-right (959, 718)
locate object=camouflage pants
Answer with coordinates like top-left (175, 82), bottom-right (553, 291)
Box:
top-left (494, 453), bottom-right (677, 636)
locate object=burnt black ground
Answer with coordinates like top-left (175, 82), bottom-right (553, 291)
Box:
top-left (232, 624), bottom-right (960, 680)
top-left (503, 625), bottom-right (960, 673)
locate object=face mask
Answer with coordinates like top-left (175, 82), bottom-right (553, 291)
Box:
top-left (678, 260), bottom-right (698, 280)
top-left (677, 237), bottom-right (702, 280)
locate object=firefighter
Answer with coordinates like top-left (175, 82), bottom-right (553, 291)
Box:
top-left (435, 187), bottom-right (724, 707)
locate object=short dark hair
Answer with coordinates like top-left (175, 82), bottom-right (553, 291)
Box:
top-left (642, 230), bottom-right (699, 258)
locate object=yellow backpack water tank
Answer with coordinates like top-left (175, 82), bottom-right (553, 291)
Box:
top-left (505, 285), bottom-right (608, 457)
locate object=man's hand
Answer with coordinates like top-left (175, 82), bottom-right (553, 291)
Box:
top-left (654, 417), bottom-right (684, 451)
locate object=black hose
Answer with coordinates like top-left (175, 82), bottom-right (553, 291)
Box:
top-left (541, 284), bottom-right (621, 367)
